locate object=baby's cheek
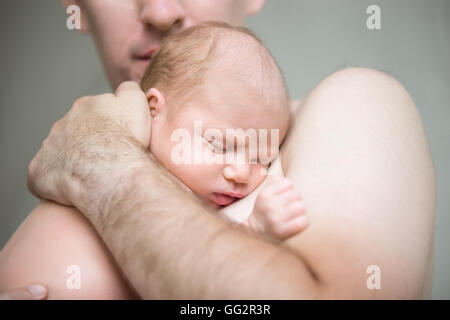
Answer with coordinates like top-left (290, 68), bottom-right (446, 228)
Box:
top-left (248, 168), bottom-right (268, 192)
top-left (258, 165), bottom-right (270, 177)
top-left (202, 147), bottom-right (217, 164)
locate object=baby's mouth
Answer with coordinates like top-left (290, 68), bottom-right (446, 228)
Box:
top-left (211, 192), bottom-right (244, 207)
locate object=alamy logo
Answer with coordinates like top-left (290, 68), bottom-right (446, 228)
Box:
top-left (170, 120), bottom-right (280, 168)
top-left (366, 265), bottom-right (381, 290)
top-left (66, 265), bottom-right (81, 290)
top-left (366, 5), bottom-right (382, 30)
top-left (66, 5), bottom-right (81, 30)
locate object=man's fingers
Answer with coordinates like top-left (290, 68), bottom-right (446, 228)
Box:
top-left (114, 81), bottom-right (152, 148)
top-left (114, 81), bottom-right (142, 97)
top-left (115, 81), bottom-right (147, 106)
top-left (0, 284), bottom-right (48, 300)
top-left (115, 81), bottom-right (148, 108)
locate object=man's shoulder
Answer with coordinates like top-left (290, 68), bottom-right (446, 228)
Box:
top-left (289, 99), bottom-right (303, 115)
top-left (280, 69), bottom-right (435, 298)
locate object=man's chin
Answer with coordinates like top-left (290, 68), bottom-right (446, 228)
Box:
top-left (132, 59), bottom-right (151, 81)
top-left (112, 63), bottom-right (148, 88)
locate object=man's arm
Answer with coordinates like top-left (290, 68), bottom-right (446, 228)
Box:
top-left (95, 152), bottom-right (318, 299)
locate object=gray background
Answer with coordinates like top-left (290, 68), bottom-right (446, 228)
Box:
top-left (0, 0), bottom-right (448, 298)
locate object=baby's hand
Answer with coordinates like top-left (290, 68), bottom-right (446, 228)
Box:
top-left (244, 176), bottom-right (309, 243)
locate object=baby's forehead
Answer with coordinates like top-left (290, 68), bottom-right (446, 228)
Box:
top-left (200, 68), bottom-right (290, 125)
top-left (195, 95), bottom-right (290, 139)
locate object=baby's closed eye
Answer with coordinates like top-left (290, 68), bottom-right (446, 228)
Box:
top-left (203, 136), bottom-right (226, 154)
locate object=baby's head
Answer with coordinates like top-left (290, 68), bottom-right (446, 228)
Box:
top-left (140, 21), bottom-right (290, 209)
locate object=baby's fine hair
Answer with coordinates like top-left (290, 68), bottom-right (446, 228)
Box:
top-left (140, 21), bottom-right (290, 118)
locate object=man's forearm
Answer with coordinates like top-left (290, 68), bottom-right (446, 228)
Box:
top-left (94, 153), bottom-right (319, 299)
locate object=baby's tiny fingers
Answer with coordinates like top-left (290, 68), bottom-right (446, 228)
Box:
top-left (271, 200), bottom-right (305, 226)
top-left (285, 200), bottom-right (306, 217)
top-left (280, 189), bottom-right (303, 207)
top-left (280, 215), bottom-right (309, 238)
top-left (268, 178), bottom-right (294, 196)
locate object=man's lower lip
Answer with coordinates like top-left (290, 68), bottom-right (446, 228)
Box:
top-left (212, 193), bottom-right (238, 206)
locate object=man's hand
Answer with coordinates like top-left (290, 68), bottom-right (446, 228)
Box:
top-left (245, 175), bottom-right (309, 243)
top-left (27, 82), bottom-right (151, 215)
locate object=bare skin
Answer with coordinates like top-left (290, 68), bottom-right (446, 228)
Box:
top-left (0, 67), bottom-right (436, 298)
top-left (0, 0), bottom-right (436, 299)
top-left (0, 201), bottom-right (138, 299)
top-left (280, 68), bottom-right (436, 298)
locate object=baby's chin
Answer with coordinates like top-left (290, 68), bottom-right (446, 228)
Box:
top-left (204, 198), bottom-right (225, 210)
top-left (210, 202), bottom-right (225, 210)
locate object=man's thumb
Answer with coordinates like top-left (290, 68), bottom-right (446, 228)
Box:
top-left (0, 284), bottom-right (48, 300)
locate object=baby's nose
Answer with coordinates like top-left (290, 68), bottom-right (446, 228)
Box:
top-left (223, 164), bottom-right (250, 184)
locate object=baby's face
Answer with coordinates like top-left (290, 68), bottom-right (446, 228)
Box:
top-left (149, 77), bottom-right (289, 209)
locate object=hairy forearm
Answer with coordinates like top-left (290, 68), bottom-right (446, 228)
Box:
top-left (94, 153), bottom-right (318, 299)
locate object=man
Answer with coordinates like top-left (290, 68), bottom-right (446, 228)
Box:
top-left (0, 0), bottom-right (436, 299)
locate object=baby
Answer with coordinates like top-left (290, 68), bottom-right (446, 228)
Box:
top-left (140, 21), bottom-right (308, 243)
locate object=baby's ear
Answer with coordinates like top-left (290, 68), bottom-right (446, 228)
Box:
top-left (146, 88), bottom-right (166, 119)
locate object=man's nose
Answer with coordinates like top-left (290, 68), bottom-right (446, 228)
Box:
top-left (138, 0), bottom-right (186, 32)
top-left (223, 164), bottom-right (250, 184)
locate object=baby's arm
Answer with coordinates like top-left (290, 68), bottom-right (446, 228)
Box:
top-left (242, 175), bottom-right (309, 244)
